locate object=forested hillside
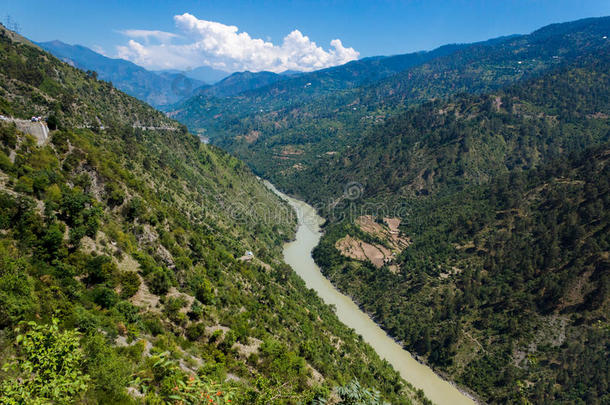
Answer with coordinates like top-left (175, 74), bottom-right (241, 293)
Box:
top-left (297, 53), bottom-right (610, 403)
top-left (287, 52), bottom-right (610, 202)
top-left (171, 17), bottom-right (610, 190)
top-left (0, 23), bottom-right (425, 404)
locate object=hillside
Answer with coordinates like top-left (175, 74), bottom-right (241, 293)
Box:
top-left (38, 40), bottom-right (205, 107)
top-left (171, 17), bottom-right (610, 187)
top-left (297, 55), bottom-right (610, 403)
top-left (0, 23), bottom-right (425, 404)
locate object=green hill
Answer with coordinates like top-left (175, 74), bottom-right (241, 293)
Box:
top-left (294, 54), bottom-right (610, 403)
top-left (0, 23), bottom-right (425, 404)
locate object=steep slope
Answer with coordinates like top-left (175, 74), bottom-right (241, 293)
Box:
top-left (38, 40), bottom-right (205, 107)
top-left (0, 24), bottom-right (425, 404)
top-left (288, 52), bottom-right (610, 202)
top-left (297, 55), bottom-right (610, 403)
top-left (172, 17), bottom-right (610, 187)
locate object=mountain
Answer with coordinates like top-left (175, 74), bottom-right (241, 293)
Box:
top-left (170, 16), bottom-right (610, 188)
top-left (0, 23), bottom-right (425, 404)
top-left (170, 41), bottom-right (472, 131)
top-left (195, 71), bottom-right (287, 98)
top-left (300, 55), bottom-right (610, 403)
top-left (38, 40), bottom-right (205, 107)
top-left (165, 65), bottom-right (232, 84)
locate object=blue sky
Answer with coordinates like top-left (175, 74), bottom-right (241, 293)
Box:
top-left (2, 0), bottom-right (609, 72)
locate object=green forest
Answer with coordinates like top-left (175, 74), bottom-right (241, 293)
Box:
top-left (1, 12), bottom-right (609, 405)
top-left (296, 52), bottom-right (610, 403)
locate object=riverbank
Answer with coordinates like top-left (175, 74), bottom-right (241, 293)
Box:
top-left (266, 181), bottom-right (475, 405)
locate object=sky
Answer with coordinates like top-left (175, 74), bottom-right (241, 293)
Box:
top-left (2, 0), bottom-right (609, 73)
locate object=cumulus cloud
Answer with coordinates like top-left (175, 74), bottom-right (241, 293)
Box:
top-left (116, 13), bottom-right (359, 72)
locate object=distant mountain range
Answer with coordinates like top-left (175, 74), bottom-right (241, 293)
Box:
top-left (154, 66), bottom-right (231, 85)
top-left (37, 40), bottom-right (225, 107)
top-left (37, 40), bottom-right (306, 108)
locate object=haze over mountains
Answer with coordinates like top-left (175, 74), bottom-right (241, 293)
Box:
top-left (37, 40), bottom-right (231, 107)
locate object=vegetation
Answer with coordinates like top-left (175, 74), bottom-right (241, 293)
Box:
top-left (170, 17), bottom-right (610, 192)
top-left (0, 23), bottom-right (425, 404)
top-left (295, 54), bottom-right (610, 403)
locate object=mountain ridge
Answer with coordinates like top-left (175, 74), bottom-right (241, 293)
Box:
top-left (38, 40), bottom-right (206, 107)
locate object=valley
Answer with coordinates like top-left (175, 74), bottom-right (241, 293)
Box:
top-left (0, 7), bottom-right (608, 405)
top-left (270, 184), bottom-right (475, 405)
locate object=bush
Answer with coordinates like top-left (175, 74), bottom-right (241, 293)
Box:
top-left (83, 334), bottom-right (132, 403)
top-left (14, 175), bottom-right (34, 194)
top-left (0, 150), bottom-right (12, 172)
top-left (91, 286), bottom-right (118, 309)
top-left (194, 277), bottom-right (214, 305)
top-left (146, 268), bottom-right (172, 295)
top-left (86, 255), bottom-right (118, 285)
top-left (123, 197), bottom-right (145, 222)
top-left (104, 182), bottom-right (125, 207)
top-left (0, 319), bottom-right (90, 404)
top-left (119, 271), bottom-right (141, 298)
top-left (185, 322), bottom-right (206, 341)
top-left (142, 315), bottom-right (164, 336)
top-left (115, 300), bottom-right (140, 324)
top-left (0, 247), bottom-right (36, 327)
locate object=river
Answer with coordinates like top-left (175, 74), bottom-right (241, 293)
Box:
top-left (267, 183), bottom-right (475, 405)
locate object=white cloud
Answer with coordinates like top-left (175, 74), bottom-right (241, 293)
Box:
top-left (119, 29), bottom-right (180, 44)
top-left (116, 13), bottom-right (359, 72)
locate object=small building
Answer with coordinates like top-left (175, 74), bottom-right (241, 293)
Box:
top-left (239, 250), bottom-right (254, 262)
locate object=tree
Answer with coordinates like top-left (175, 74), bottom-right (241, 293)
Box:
top-left (0, 318), bottom-right (90, 404)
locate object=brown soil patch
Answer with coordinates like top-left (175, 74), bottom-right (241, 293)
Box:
top-left (244, 130), bottom-right (260, 143)
top-left (356, 215), bottom-right (410, 249)
top-left (335, 216), bottom-right (410, 269)
top-left (280, 146), bottom-right (303, 155)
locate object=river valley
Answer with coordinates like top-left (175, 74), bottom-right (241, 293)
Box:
top-left (267, 183), bottom-right (475, 405)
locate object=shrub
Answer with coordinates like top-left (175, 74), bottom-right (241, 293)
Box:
top-left (185, 322), bottom-right (206, 341)
top-left (193, 277), bottom-right (214, 305)
top-left (146, 268), bottom-right (172, 295)
top-left (85, 255), bottom-right (118, 285)
top-left (119, 271), bottom-right (141, 298)
top-left (142, 315), bottom-right (164, 336)
top-left (0, 150), bottom-right (11, 172)
top-left (0, 319), bottom-right (90, 404)
top-left (123, 197), bottom-right (145, 222)
top-left (0, 245), bottom-right (36, 327)
top-left (14, 175), bottom-right (34, 194)
top-left (91, 286), bottom-right (118, 309)
top-left (104, 182), bottom-right (125, 207)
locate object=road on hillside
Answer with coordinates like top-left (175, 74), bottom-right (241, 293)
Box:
top-left (2, 117), bottom-right (50, 146)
